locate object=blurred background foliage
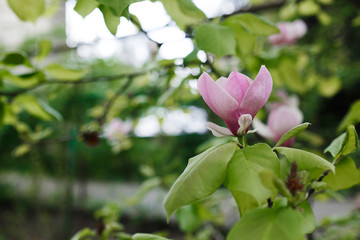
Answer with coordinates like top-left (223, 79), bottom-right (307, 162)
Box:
top-left (0, 0), bottom-right (360, 239)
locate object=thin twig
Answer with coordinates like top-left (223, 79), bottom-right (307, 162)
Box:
top-left (307, 170), bottom-right (331, 200)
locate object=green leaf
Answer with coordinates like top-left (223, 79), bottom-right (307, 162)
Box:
top-left (298, 201), bottom-right (315, 234)
top-left (70, 228), bottom-right (96, 240)
top-left (99, 5), bottom-right (120, 35)
top-left (275, 147), bottom-right (335, 178)
top-left (1, 52), bottom-right (28, 66)
top-left (224, 143), bottom-right (280, 215)
top-left (44, 63), bottom-right (87, 81)
top-left (298, 0), bottom-right (320, 16)
top-left (259, 170), bottom-right (291, 198)
top-left (195, 23), bottom-right (236, 58)
top-left (127, 178), bottom-right (161, 206)
top-left (222, 20), bottom-right (256, 57)
top-left (323, 157), bottom-right (360, 191)
top-left (176, 205), bottom-right (202, 233)
top-left (223, 13), bottom-right (280, 36)
top-left (12, 144), bottom-right (31, 158)
top-left (324, 125), bottom-right (359, 161)
top-left (226, 207), bottom-right (305, 240)
top-left (132, 233), bottom-right (171, 240)
top-left (14, 95), bottom-right (62, 121)
top-left (35, 40), bottom-right (52, 62)
top-left (275, 123), bottom-right (311, 147)
top-left (338, 99), bottom-right (360, 132)
top-left (96, 0), bottom-right (141, 16)
top-left (163, 142), bottom-right (237, 219)
top-left (161, 0), bottom-right (206, 30)
top-left (318, 76), bottom-right (341, 98)
top-left (3, 71), bottom-right (45, 88)
top-left (74, 0), bottom-right (99, 18)
top-left (7, 0), bottom-right (45, 21)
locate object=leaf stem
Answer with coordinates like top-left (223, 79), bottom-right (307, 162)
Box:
top-left (237, 135), bottom-right (247, 147)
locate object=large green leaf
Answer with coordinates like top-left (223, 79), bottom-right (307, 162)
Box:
top-left (226, 207), bottom-right (305, 240)
top-left (14, 95), bottom-right (62, 121)
top-left (275, 123), bottom-right (311, 148)
top-left (298, 201), bottom-right (315, 234)
top-left (44, 63), bottom-right (87, 81)
top-left (223, 13), bottom-right (279, 36)
top-left (338, 99), bottom-right (360, 132)
top-left (259, 170), bottom-right (291, 198)
top-left (222, 20), bottom-right (256, 57)
top-left (163, 142), bottom-right (237, 219)
top-left (161, 0), bottom-right (206, 30)
top-left (323, 157), bottom-right (360, 191)
top-left (99, 5), bottom-right (120, 35)
top-left (7, 0), bottom-right (45, 21)
top-left (195, 23), bottom-right (236, 59)
top-left (324, 125), bottom-right (359, 161)
top-left (74, 0), bottom-right (99, 18)
top-left (275, 147), bottom-right (335, 178)
top-left (132, 233), bottom-right (171, 240)
top-left (223, 143), bottom-right (280, 215)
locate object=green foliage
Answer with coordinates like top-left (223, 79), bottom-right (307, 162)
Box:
top-left (323, 157), bottom-right (360, 191)
top-left (35, 40), bottom-right (52, 63)
top-left (70, 228), bottom-right (96, 240)
top-left (324, 125), bottom-right (359, 162)
top-left (176, 205), bottom-right (202, 233)
top-left (275, 147), bottom-right (335, 178)
top-left (227, 207), bottom-right (306, 240)
top-left (1, 52), bottom-right (29, 66)
top-left (163, 142), bottom-right (237, 219)
top-left (274, 122), bottom-right (311, 147)
top-left (44, 63), bottom-right (87, 81)
top-left (195, 23), bottom-right (236, 59)
top-left (223, 13), bottom-right (279, 37)
top-left (74, 0), bottom-right (99, 18)
top-left (2, 71), bottom-right (45, 88)
top-left (7, 0), bottom-right (45, 21)
top-left (338, 100), bottom-right (360, 132)
top-left (99, 5), bottom-right (121, 35)
top-left (160, 0), bottom-right (206, 30)
top-left (14, 95), bottom-right (62, 121)
top-left (223, 143), bottom-right (280, 215)
top-left (132, 233), bottom-right (171, 240)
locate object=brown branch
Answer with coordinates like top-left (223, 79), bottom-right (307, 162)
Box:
top-left (0, 71), bottom-right (147, 98)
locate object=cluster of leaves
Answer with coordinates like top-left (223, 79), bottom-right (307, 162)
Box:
top-left (164, 123), bottom-right (359, 240)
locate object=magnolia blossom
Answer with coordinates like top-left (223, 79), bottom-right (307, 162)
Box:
top-left (198, 66), bottom-right (273, 137)
top-left (269, 19), bottom-right (307, 45)
top-left (253, 92), bottom-right (303, 146)
top-left (103, 118), bottom-right (132, 153)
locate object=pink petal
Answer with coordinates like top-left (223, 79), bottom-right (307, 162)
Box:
top-left (224, 71), bottom-right (252, 105)
top-left (206, 122), bottom-right (234, 137)
top-left (268, 105), bottom-right (303, 141)
top-left (198, 73), bottom-right (239, 131)
top-left (239, 65), bottom-right (273, 118)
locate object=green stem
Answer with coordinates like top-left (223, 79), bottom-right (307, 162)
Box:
top-left (237, 135), bottom-right (246, 147)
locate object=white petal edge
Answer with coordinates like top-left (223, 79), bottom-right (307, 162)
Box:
top-left (252, 118), bottom-right (275, 140)
top-left (206, 122), bottom-right (233, 137)
top-left (237, 114), bottom-right (253, 136)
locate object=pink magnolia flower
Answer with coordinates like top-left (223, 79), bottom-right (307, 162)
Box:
top-left (269, 19), bottom-right (307, 45)
top-left (198, 65), bottom-right (273, 137)
top-left (253, 92), bottom-right (303, 146)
